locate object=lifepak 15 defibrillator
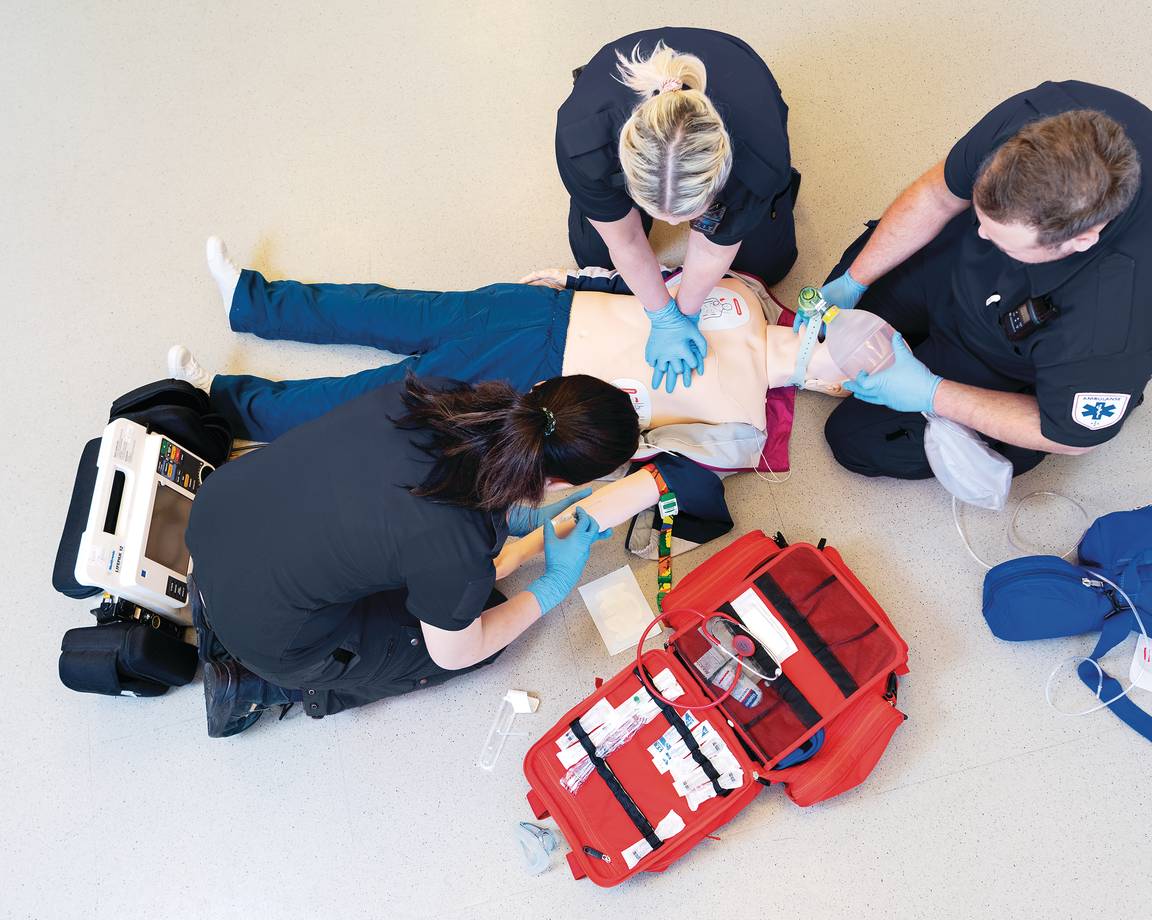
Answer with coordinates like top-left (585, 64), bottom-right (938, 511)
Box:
top-left (74, 417), bottom-right (212, 617)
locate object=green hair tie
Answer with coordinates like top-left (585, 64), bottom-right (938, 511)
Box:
top-left (541, 407), bottom-right (556, 437)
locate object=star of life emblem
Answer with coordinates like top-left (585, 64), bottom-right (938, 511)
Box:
top-left (1072, 392), bottom-right (1130, 430)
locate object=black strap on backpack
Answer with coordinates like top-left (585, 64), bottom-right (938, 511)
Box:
top-left (569, 717), bottom-right (663, 852)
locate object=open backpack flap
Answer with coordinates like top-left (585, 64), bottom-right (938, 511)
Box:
top-left (981, 504), bottom-right (1152, 742)
top-left (663, 534), bottom-right (909, 803)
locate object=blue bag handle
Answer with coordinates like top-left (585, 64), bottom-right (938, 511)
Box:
top-left (1076, 551), bottom-right (1152, 742)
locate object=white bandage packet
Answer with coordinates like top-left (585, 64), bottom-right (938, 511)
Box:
top-left (578, 565), bottom-right (656, 655)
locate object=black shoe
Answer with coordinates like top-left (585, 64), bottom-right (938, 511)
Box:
top-left (202, 658), bottom-right (293, 738)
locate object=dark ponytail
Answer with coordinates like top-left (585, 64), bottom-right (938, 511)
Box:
top-left (397, 374), bottom-right (640, 511)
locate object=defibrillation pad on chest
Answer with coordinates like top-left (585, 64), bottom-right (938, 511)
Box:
top-left (562, 280), bottom-right (770, 430)
top-left (698, 287), bottom-right (753, 331)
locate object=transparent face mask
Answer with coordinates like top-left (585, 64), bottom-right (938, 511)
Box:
top-left (922, 414), bottom-right (1013, 512)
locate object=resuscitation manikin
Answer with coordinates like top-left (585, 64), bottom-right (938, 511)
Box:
top-left (790, 288), bottom-right (1012, 511)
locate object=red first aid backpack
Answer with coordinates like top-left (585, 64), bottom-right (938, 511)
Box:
top-left (523, 531), bottom-right (910, 886)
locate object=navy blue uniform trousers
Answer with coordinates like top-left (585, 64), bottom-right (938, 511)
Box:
top-left (211, 271), bottom-right (572, 441)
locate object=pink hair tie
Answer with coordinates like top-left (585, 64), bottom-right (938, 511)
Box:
top-left (659, 79), bottom-right (683, 93)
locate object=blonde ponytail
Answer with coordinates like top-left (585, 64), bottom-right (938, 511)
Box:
top-left (615, 39), bottom-right (707, 95)
top-left (615, 41), bottom-right (732, 220)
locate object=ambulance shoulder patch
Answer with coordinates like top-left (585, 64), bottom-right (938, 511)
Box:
top-left (1072, 392), bottom-right (1130, 430)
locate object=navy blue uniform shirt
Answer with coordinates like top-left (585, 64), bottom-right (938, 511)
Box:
top-left (186, 379), bottom-right (508, 676)
top-left (940, 81), bottom-right (1152, 446)
top-left (556, 27), bottom-right (791, 247)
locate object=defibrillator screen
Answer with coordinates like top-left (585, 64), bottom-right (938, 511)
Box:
top-left (144, 482), bottom-right (192, 575)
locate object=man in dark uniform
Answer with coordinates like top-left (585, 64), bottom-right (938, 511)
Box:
top-left (817, 81), bottom-right (1152, 478)
top-left (555, 27), bottom-right (798, 392)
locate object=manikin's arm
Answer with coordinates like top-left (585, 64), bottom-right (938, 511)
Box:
top-left (493, 469), bottom-right (660, 580)
top-left (676, 232), bottom-right (741, 315)
top-left (844, 161), bottom-right (969, 286)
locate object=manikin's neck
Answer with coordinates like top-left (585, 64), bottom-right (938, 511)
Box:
top-left (764, 324), bottom-right (844, 395)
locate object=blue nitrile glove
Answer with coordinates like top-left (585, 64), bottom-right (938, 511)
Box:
top-left (843, 333), bottom-right (943, 413)
top-left (507, 487), bottom-right (594, 538)
top-left (645, 298), bottom-right (707, 394)
top-left (792, 270), bottom-right (870, 332)
top-left (527, 507), bottom-right (613, 614)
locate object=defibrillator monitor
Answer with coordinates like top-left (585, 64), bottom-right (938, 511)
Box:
top-left (74, 418), bottom-right (213, 617)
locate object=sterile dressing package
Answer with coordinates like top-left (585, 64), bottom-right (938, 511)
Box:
top-left (578, 565), bottom-right (656, 655)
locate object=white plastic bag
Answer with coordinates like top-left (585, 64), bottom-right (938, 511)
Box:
top-left (923, 414), bottom-right (1013, 511)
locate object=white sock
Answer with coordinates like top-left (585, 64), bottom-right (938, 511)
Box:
top-left (167, 345), bottom-right (214, 393)
top-left (206, 236), bottom-right (241, 322)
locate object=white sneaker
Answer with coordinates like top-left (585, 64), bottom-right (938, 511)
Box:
top-left (167, 344), bottom-right (213, 393)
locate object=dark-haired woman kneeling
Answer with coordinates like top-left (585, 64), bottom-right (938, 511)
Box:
top-left (185, 373), bottom-right (639, 726)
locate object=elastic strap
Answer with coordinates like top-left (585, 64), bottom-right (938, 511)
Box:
top-left (788, 312), bottom-right (823, 387)
top-left (569, 717), bottom-right (663, 850)
top-left (635, 667), bottom-right (729, 797)
top-left (754, 572), bottom-right (859, 698)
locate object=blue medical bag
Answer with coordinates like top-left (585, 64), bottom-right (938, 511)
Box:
top-left (982, 505), bottom-right (1152, 742)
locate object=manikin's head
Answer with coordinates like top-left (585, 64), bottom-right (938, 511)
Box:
top-left (971, 109), bottom-right (1140, 264)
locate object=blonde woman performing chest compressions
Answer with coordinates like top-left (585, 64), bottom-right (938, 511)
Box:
top-left (556, 28), bottom-right (798, 394)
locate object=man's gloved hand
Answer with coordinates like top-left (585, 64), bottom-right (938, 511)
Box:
top-left (527, 508), bottom-right (613, 615)
top-left (843, 333), bottom-right (943, 414)
top-left (645, 298), bottom-right (707, 394)
top-left (792, 270), bottom-right (870, 332)
top-left (507, 487), bottom-right (593, 538)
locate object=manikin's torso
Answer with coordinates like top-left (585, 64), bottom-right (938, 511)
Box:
top-left (562, 277), bottom-right (845, 429)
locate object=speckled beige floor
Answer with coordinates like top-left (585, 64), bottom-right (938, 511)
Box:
top-left (3, 3), bottom-right (1150, 918)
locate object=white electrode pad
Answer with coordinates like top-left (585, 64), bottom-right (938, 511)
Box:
top-left (612, 378), bottom-right (653, 428)
top-left (698, 287), bottom-right (752, 331)
top-left (1130, 634), bottom-right (1152, 691)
